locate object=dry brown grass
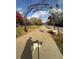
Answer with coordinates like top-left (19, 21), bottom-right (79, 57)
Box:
top-left (51, 32), bottom-right (63, 55)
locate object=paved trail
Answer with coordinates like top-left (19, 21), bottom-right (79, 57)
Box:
top-left (16, 30), bottom-right (62, 59)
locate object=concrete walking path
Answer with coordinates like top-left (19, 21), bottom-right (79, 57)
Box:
top-left (16, 30), bottom-right (62, 59)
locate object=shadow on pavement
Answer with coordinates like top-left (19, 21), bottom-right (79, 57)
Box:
top-left (21, 37), bottom-right (33, 59)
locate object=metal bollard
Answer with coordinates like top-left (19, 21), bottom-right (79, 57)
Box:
top-left (32, 40), bottom-right (42, 59)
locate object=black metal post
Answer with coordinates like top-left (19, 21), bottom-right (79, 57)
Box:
top-left (24, 18), bottom-right (27, 32)
top-left (32, 40), bottom-right (42, 59)
top-left (38, 41), bottom-right (39, 59)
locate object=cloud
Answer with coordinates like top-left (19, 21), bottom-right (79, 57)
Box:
top-left (31, 11), bottom-right (49, 18)
top-left (16, 8), bottom-right (23, 14)
top-left (27, 16), bottom-right (31, 19)
top-left (27, 11), bottom-right (49, 23)
top-left (16, 8), bottom-right (25, 17)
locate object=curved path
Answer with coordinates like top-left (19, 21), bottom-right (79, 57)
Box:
top-left (16, 30), bottom-right (62, 59)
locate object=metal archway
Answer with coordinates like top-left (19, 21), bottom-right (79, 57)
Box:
top-left (24, 0), bottom-right (59, 32)
top-left (24, 0), bottom-right (50, 32)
